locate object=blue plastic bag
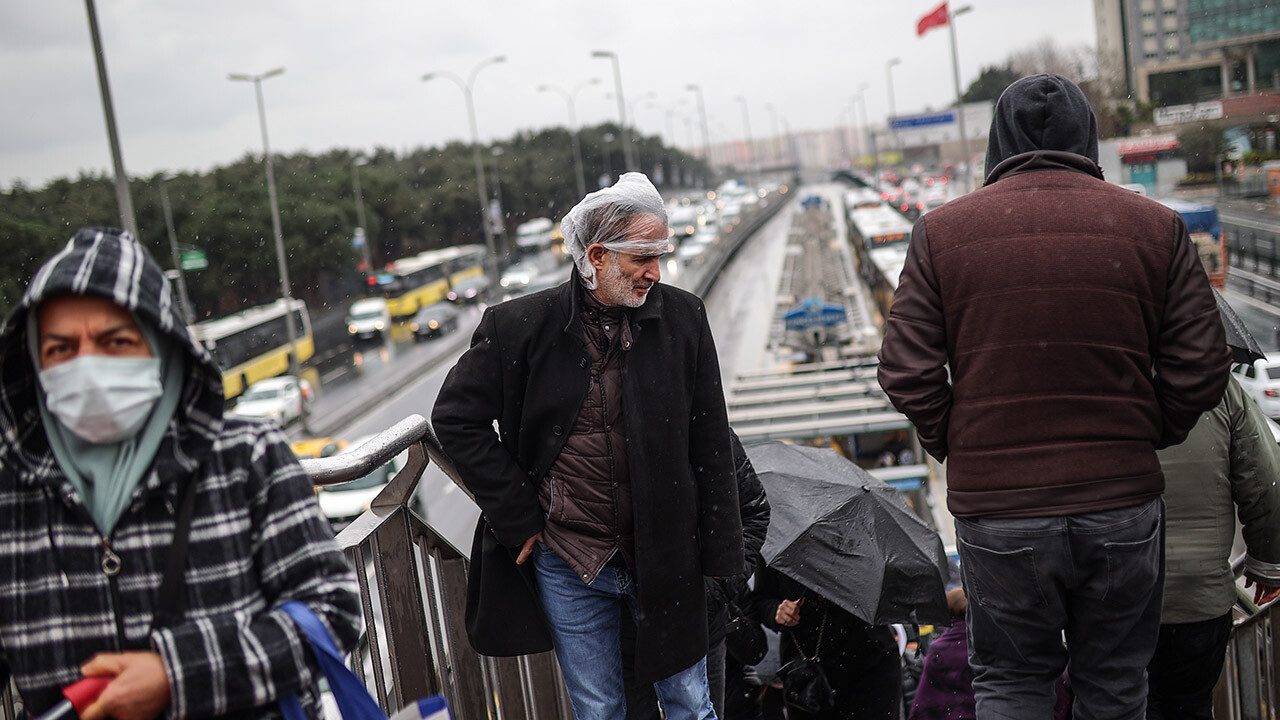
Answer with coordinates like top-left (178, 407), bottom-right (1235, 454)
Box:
top-left (277, 600), bottom-right (450, 720)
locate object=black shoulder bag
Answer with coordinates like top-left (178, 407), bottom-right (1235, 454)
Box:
top-left (776, 604), bottom-right (834, 714)
top-left (152, 479), bottom-right (200, 629)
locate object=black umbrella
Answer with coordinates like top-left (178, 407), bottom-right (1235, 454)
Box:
top-left (747, 441), bottom-right (949, 626)
top-left (1215, 290), bottom-right (1265, 364)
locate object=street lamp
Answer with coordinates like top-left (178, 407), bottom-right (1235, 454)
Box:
top-left (735, 96), bottom-right (757, 181)
top-left (686, 84), bottom-right (713, 169)
top-left (422, 55), bottom-right (506, 278)
top-left (84, 0), bottom-right (138, 238)
top-left (352, 155), bottom-right (373, 272)
top-left (538, 78), bottom-right (600, 198)
top-left (887, 58), bottom-right (902, 159)
top-left (949, 5), bottom-right (975, 192)
top-left (227, 67), bottom-right (301, 380)
top-left (156, 173), bottom-right (195, 324)
top-left (855, 83), bottom-right (882, 186)
top-left (592, 50), bottom-right (636, 171)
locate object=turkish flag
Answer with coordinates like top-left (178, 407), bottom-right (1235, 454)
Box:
top-left (917, 1), bottom-right (949, 36)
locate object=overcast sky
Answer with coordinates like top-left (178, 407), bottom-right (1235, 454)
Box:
top-left (0, 1), bottom-right (1097, 188)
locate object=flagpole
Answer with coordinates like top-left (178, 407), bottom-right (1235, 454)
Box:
top-left (947, 4), bottom-right (974, 193)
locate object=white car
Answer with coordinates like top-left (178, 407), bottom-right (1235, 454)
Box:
top-left (317, 434), bottom-right (410, 530)
top-left (346, 297), bottom-right (390, 342)
top-left (1231, 353), bottom-right (1280, 419)
top-left (229, 376), bottom-right (312, 426)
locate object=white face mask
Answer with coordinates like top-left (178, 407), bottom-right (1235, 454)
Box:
top-left (39, 355), bottom-right (163, 444)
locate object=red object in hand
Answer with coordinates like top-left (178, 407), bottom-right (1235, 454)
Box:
top-left (34, 677), bottom-right (111, 720)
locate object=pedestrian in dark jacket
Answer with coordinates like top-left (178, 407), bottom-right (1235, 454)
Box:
top-left (878, 74), bottom-right (1231, 720)
top-left (0, 228), bottom-right (362, 719)
top-left (432, 173), bottom-right (744, 720)
top-left (1149, 375), bottom-right (1280, 719)
top-left (751, 565), bottom-right (900, 720)
top-left (624, 430), bottom-right (771, 720)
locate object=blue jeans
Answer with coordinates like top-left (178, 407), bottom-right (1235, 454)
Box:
top-left (532, 543), bottom-right (716, 720)
top-left (956, 499), bottom-right (1164, 720)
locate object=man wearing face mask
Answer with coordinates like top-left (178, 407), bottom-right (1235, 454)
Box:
top-left (0, 227), bottom-right (361, 720)
top-left (433, 172), bottom-right (744, 720)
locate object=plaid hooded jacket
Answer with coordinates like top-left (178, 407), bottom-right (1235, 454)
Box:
top-left (0, 228), bottom-right (361, 718)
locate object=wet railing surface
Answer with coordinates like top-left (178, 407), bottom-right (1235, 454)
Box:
top-left (300, 415), bottom-right (574, 719)
top-left (1213, 556), bottom-right (1280, 719)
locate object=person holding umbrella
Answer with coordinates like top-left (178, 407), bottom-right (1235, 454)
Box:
top-left (743, 441), bottom-right (950, 720)
top-left (750, 563), bottom-right (901, 720)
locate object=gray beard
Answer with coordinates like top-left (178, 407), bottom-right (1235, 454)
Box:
top-left (597, 258), bottom-right (648, 308)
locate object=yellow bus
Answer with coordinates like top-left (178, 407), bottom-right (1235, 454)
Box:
top-left (366, 245), bottom-right (485, 319)
top-left (190, 298), bottom-right (314, 400)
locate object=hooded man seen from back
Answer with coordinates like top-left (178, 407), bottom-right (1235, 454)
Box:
top-left (878, 74), bottom-right (1230, 720)
top-left (0, 227), bottom-right (360, 720)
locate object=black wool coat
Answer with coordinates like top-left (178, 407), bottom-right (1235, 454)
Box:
top-left (432, 275), bottom-right (745, 683)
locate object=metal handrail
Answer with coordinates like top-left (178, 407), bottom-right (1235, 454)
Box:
top-left (1213, 555), bottom-right (1280, 718)
top-left (300, 414), bottom-right (571, 718)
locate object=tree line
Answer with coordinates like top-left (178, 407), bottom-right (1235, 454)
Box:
top-left (0, 123), bottom-right (708, 320)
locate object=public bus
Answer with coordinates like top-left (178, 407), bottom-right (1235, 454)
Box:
top-left (848, 204), bottom-right (914, 292)
top-left (1158, 198), bottom-right (1225, 288)
top-left (365, 245), bottom-right (486, 319)
top-left (190, 298), bottom-right (314, 400)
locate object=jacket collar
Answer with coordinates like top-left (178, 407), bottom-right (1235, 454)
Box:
top-left (984, 149), bottom-right (1104, 187)
top-left (559, 268), bottom-right (664, 339)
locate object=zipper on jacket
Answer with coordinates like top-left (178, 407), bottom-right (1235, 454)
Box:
top-left (100, 536), bottom-right (127, 649)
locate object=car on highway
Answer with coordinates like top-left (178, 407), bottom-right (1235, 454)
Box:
top-left (500, 262), bottom-right (536, 293)
top-left (290, 436), bottom-right (348, 460)
top-left (668, 204), bottom-right (700, 240)
top-left (447, 274), bottom-right (489, 304)
top-left (410, 302), bottom-right (460, 341)
top-left (315, 434), bottom-right (410, 531)
top-left (346, 297), bottom-right (391, 342)
top-left (1232, 353), bottom-right (1280, 418)
top-left (228, 376), bottom-right (312, 426)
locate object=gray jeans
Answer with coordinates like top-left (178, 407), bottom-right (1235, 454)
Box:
top-left (956, 498), bottom-right (1164, 720)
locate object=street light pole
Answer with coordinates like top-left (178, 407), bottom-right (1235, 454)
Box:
top-left (352, 156), bottom-right (373, 271)
top-left (686, 84), bottom-right (713, 175)
top-left (538, 78), bottom-right (600, 199)
top-left (886, 58), bottom-right (902, 160)
top-left (423, 56), bottom-right (506, 280)
top-left (83, 0), bottom-right (138, 238)
top-left (156, 174), bottom-right (194, 323)
top-left (593, 51), bottom-right (635, 171)
top-left (735, 96), bottom-right (758, 181)
top-left (228, 67), bottom-right (300, 380)
top-left (856, 83), bottom-right (880, 187)
top-left (948, 5), bottom-right (975, 193)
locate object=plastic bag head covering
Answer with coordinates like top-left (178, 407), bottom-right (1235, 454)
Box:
top-left (560, 172), bottom-right (669, 290)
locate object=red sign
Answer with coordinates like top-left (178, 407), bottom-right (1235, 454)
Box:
top-left (917, 2), bottom-right (949, 36)
top-left (1116, 135), bottom-right (1179, 158)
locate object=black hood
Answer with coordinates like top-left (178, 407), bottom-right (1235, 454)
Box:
top-left (984, 73), bottom-right (1099, 181)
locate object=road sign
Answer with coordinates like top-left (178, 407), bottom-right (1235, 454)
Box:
top-left (353, 227), bottom-right (366, 249)
top-left (179, 249), bottom-right (207, 271)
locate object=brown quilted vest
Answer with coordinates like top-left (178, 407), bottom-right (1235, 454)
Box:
top-left (539, 289), bottom-right (634, 583)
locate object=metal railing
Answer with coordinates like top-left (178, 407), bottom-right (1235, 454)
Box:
top-left (1214, 557), bottom-right (1280, 719)
top-left (1226, 266), bottom-right (1280, 307)
top-left (300, 415), bottom-right (573, 719)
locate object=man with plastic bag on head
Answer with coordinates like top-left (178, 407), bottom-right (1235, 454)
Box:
top-left (434, 173), bottom-right (744, 720)
top-left (0, 227), bottom-right (362, 719)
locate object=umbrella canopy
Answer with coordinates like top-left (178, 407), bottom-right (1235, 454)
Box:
top-left (747, 441), bottom-right (949, 626)
top-left (1215, 290), bottom-right (1265, 364)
